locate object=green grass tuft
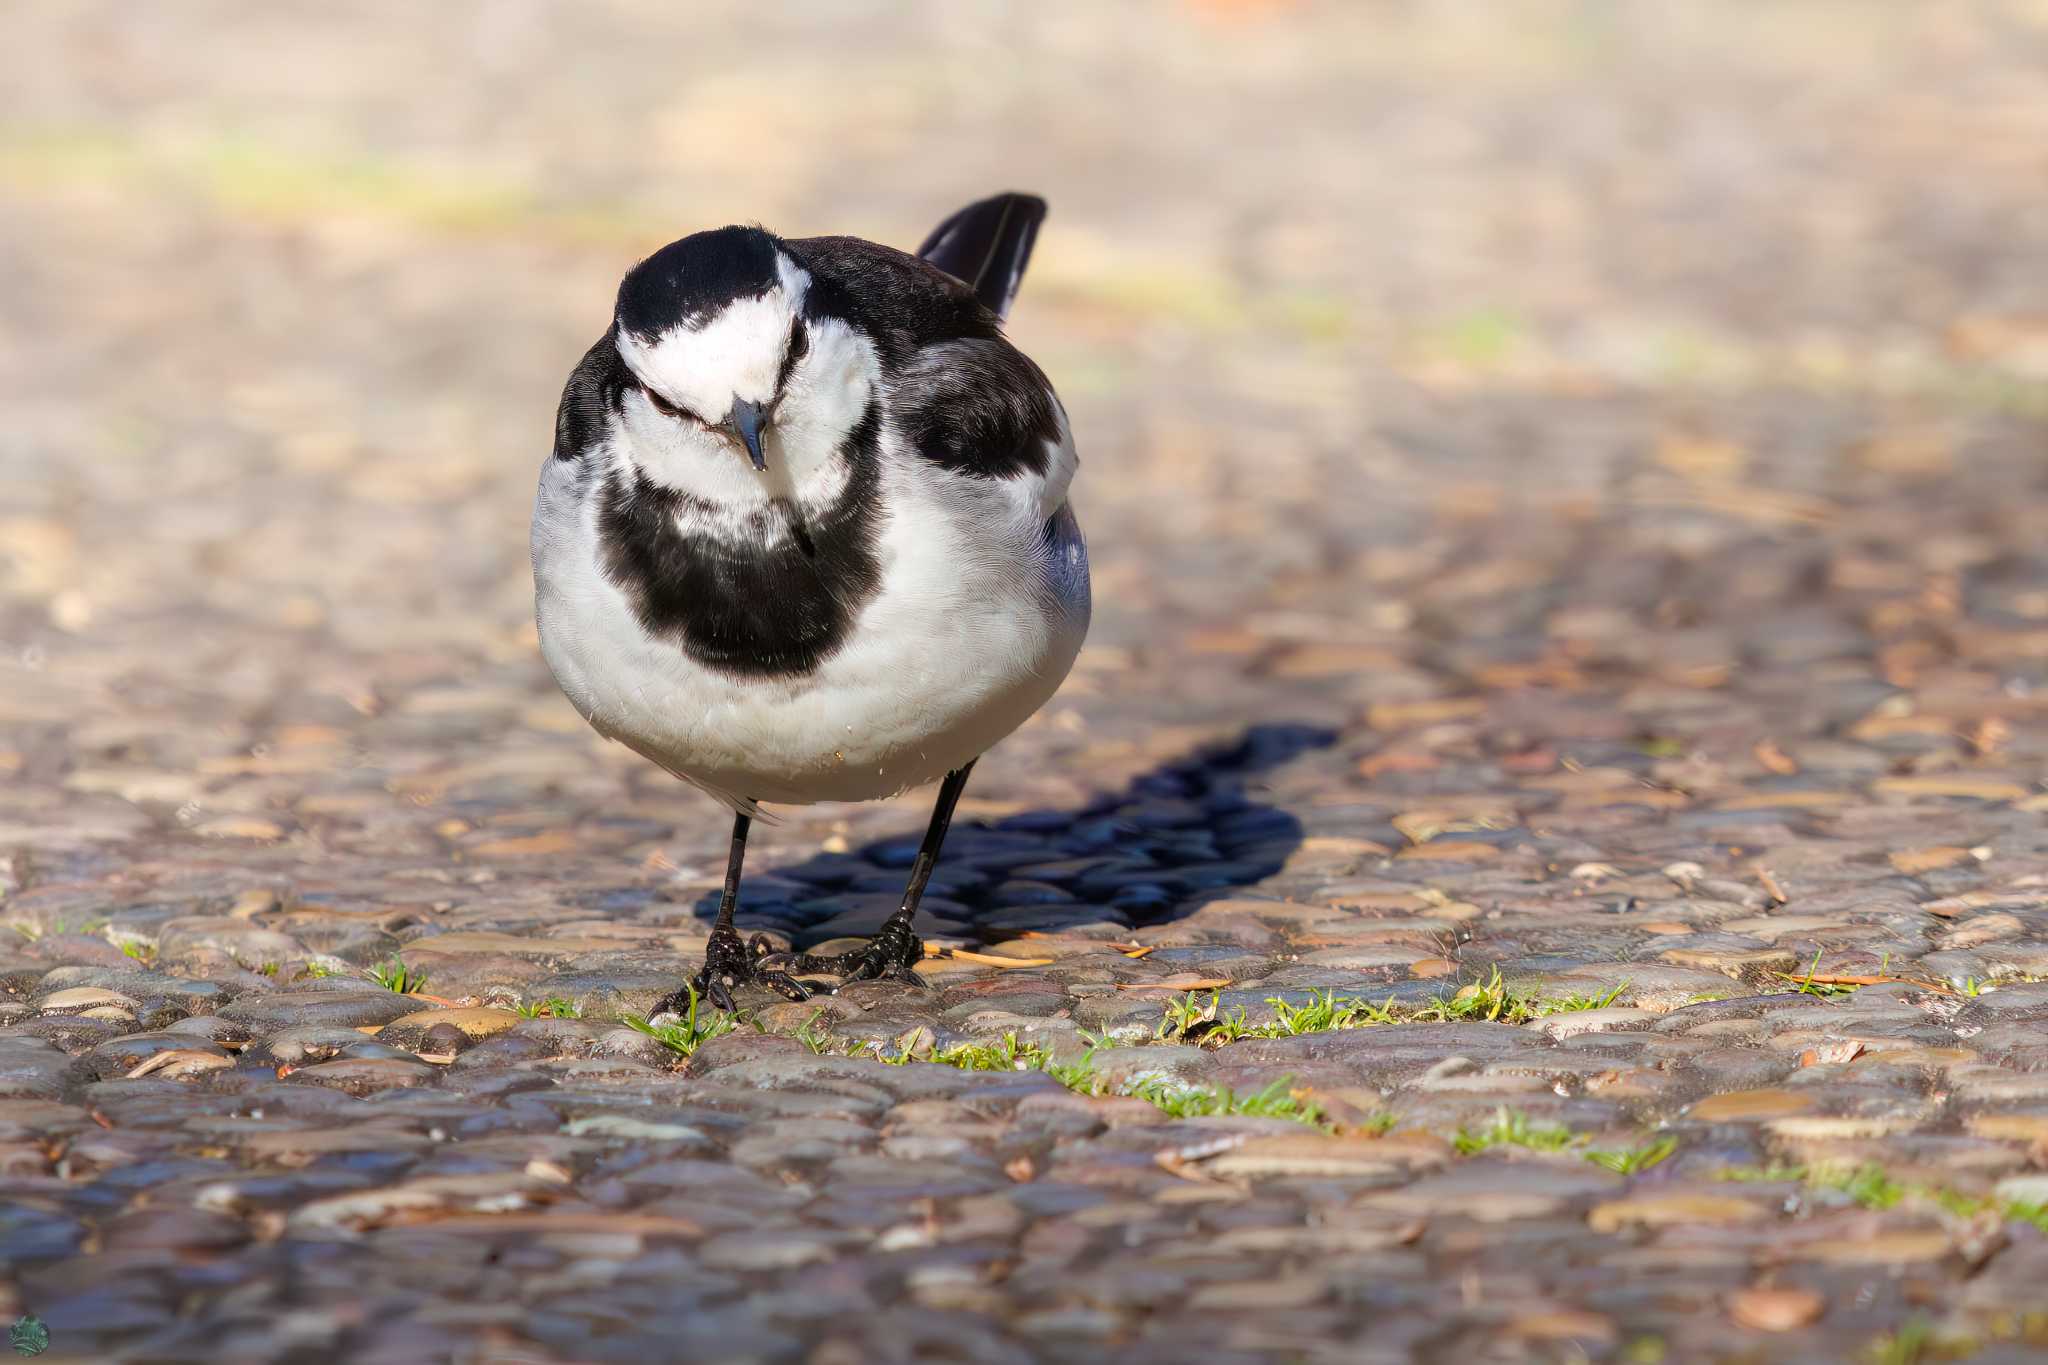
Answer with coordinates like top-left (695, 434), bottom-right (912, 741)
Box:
top-left (1863, 1316), bottom-right (1937, 1365)
top-left (1454, 1107), bottom-right (1580, 1155)
top-left (848, 1028), bottom-right (1330, 1128)
top-left (2005, 1200), bottom-right (2048, 1235)
top-left (1718, 1162), bottom-right (2048, 1235)
top-left (925, 1032), bottom-right (1052, 1072)
top-left (1453, 1112), bottom-right (1678, 1170)
top-left (369, 958), bottom-right (429, 994)
top-left (1775, 947), bottom-right (1861, 998)
top-left (1718, 1163), bottom-right (1811, 1184)
top-left (513, 997), bottom-right (579, 1020)
top-left (1538, 982), bottom-right (1632, 1014)
top-left (1123, 1073), bottom-right (1327, 1124)
top-left (1037, 1050), bottom-right (1103, 1094)
top-left (1269, 988), bottom-right (1423, 1034)
top-left (1586, 1134), bottom-right (1678, 1175)
top-left (622, 985), bottom-right (737, 1058)
top-left (1157, 972), bottom-right (1631, 1046)
top-left (791, 1010), bottom-right (837, 1054)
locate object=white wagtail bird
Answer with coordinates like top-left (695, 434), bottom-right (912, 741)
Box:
top-left (532, 193), bottom-right (1089, 1012)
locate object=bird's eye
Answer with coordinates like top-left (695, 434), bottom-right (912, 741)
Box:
top-left (639, 384), bottom-right (686, 420)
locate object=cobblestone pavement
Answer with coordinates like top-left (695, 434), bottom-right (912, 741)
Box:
top-left (6, 3), bottom-right (2048, 1361)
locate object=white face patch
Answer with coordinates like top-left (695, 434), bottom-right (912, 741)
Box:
top-left (617, 254), bottom-right (813, 424)
top-left (614, 390), bottom-right (764, 509)
top-left (771, 315), bottom-right (879, 480)
top-left (609, 253), bottom-right (883, 523)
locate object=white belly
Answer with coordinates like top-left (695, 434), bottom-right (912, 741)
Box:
top-left (532, 458), bottom-right (1090, 811)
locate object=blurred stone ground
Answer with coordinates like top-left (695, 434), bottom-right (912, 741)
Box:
top-left (3, 2), bottom-right (2048, 1361)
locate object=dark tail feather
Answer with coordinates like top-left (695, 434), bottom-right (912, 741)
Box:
top-left (916, 192), bottom-right (1047, 322)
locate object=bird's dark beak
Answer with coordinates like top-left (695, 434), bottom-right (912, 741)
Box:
top-left (725, 397), bottom-right (769, 472)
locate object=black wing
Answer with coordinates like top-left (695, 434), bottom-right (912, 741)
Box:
top-left (783, 234), bottom-right (998, 362)
top-left (552, 326), bottom-right (630, 463)
top-left (784, 220), bottom-right (1062, 484)
top-left (915, 192), bottom-right (1046, 322)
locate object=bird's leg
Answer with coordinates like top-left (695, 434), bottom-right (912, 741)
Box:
top-left (655, 810), bottom-right (811, 1015)
top-left (779, 761), bottom-right (976, 987)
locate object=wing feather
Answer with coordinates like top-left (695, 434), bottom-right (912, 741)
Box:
top-left (915, 192), bottom-right (1047, 322)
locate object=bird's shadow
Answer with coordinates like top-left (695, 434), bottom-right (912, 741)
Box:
top-left (688, 722), bottom-right (1337, 951)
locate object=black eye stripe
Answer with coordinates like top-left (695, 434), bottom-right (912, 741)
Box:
top-left (774, 316), bottom-right (809, 394)
top-left (638, 382), bottom-right (693, 423)
top-left (632, 320), bottom-right (803, 429)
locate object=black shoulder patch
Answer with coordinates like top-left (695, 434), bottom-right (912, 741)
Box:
top-left (782, 235), bottom-right (999, 365)
top-left (617, 226), bottom-right (783, 341)
top-left (782, 233), bottom-right (1059, 480)
top-left (553, 327), bottom-right (630, 462)
top-left (895, 338), bottom-right (1060, 480)
top-left (595, 404), bottom-right (885, 678)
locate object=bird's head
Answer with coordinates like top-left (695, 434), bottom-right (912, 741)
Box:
top-left (610, 226), bottom-right (873, 500)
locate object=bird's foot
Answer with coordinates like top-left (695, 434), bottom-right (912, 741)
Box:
top-left (660, 926), bottom-right (813, 1015)
top-left (772, 916), bottom-right (928, 988)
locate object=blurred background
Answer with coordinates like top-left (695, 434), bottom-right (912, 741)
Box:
top-left (2, 0), bottom-right (2045, 886)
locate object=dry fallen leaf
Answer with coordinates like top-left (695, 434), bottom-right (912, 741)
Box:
top-left (1797, 1040), bottom-right (1865, 1067)
top-left (1630, 484), bottom-right (1834, 528)
top-left (929, 948), bottom-right (1055, 968)
top-left (1366, 697), bottom-right (1486, 731)
top-left (1752, 739), bottom-right (1798, 775)
top-left (1966, 716), bottom-right (2011, 757)
top-left (1872, 775), bottom-right (2030, 801)
top-left (1774, 970), bottom-right (1953, 995)
top-left (1889, 846), bottom-right (1970, 875)
top-left (1391, 808), bottom-right (1512, 845)
top-left (1391, 810), bottom-right (1457, 845)
top-left (124, 1050), bottom-right (234, 1080)
top-left (1358, 750), bottom-right (1441, 779)
top-left (1729, 1286), bottom-right (1824, 1332)
top-left (1155, 1148), bottom-right (1234, 1183)
top-left (1656, 431), bottom-right (1749, 481)
top-left (229, 888), bottom-right (279, 920)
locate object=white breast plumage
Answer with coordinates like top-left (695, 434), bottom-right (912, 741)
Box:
top-left (531, 425), bottom-right (1087, 815)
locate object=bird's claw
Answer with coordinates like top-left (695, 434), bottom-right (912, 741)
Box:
top-left (661, 927), bottom-right (812, 1017)
top-left (826, 917), bottom-right (929, 987)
